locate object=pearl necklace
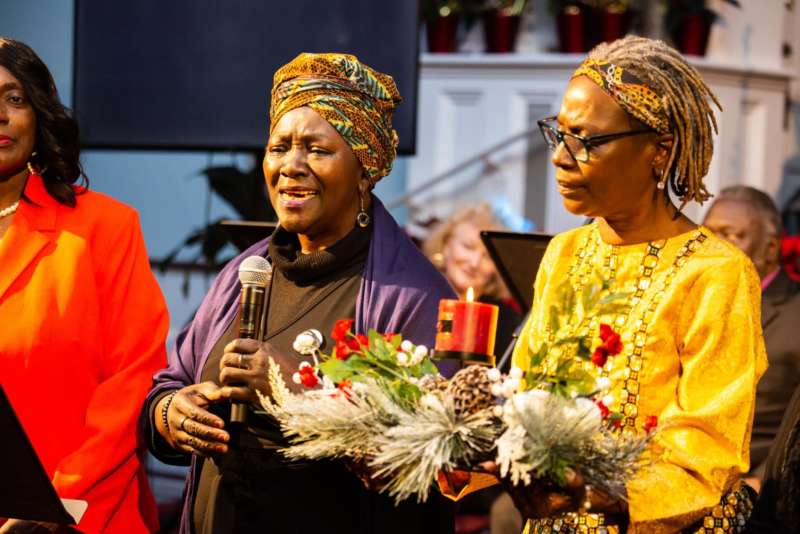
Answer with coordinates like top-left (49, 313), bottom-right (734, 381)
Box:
top-left (0, 200), bottom-right (20, 219)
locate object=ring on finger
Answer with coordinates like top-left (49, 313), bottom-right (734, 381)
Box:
top-left (180, 415), bottom-right (190, 433)
top-left (238, 353), bottom-right (245, 368)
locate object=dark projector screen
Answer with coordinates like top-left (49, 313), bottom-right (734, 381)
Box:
top-left (73, 1), bottom-right (419, 153)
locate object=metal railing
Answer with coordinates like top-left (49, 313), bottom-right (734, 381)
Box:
top-left (387, 126), bottom-right (543, 210)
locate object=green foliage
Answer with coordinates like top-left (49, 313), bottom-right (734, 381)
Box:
top-left (317, 328), bottom-right (441, 405)
top-left (525, 274), bottom-right (629, 399)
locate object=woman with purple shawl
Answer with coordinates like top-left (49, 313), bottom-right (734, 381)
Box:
top-left (142, 54), bottom-right (456, 534)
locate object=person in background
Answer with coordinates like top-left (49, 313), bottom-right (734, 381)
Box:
top-left (143, 53), bottom-right (456, 534)
top-left (703, 185), bottom-right (800, 485)
top-left (423, 203), bottom-right (524, 358)
top-left (0, 38), bottom-right (168, 533)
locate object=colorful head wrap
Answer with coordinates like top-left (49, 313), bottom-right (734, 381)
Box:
top-left (270, 53), bottom-right (402, 184)
top-left (572, 59), bottom-right (670, 134)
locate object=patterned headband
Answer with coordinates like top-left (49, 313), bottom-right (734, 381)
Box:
top-left (270, 53), bottom-right (402, 183)
top-left (572, 59), bottom-right (670, 134)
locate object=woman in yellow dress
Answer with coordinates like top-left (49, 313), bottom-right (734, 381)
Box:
top-left (509, 36), bottom-right (767, 533)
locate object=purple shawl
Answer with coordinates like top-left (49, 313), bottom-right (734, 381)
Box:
top-left (143, 197), bottom-right (455, 532)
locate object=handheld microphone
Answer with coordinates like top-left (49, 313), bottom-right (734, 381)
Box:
top-left (231, 255), bottom-right (272, 424)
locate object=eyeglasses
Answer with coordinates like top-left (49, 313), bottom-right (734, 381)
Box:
top-left (537, 116), bottom-right (654, 163)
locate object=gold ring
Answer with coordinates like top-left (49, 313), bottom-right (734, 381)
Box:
top-left (180, 415), bottom-right (189, 432)
top-left (239, 353), bottom-right (244, 368)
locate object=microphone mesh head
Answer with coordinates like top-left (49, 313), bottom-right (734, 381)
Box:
top-left (238, 255), bottom-right (272, 287)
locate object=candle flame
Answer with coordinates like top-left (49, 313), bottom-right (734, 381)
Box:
top-left (466, 287), bottom-right (475, 302)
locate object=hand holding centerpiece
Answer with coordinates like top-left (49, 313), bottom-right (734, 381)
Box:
top-left (258, 319), bottom-right (501, 503)
top-left (493, 273), bottom-right (656, 514)
top-left (259, 273), bottom-right (655, 509)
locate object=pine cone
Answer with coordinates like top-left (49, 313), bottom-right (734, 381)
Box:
top-left (418, 373), bottom-right (449, 393)
top-left (446, 365), bottom-right (495, 416)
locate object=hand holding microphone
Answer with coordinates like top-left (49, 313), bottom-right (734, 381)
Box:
top-left (221, 256), bottom-right (272, 424)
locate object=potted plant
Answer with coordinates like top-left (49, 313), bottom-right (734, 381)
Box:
top-left (481, 0), bottom-right (529, 53)
top-left (549, 0), bottom-right (590, 53)
top-left (422, 0), bottom-right (463, 53)
top-left (596, 0), bottom-right (633, 45)
top-left (664, 0), bottom-right (741, 56)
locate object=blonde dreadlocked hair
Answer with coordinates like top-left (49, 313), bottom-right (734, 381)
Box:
top-left (584, 35), bottom-right (721, 206)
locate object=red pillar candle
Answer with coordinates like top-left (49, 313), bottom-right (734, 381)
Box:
top-left (434, 288), bottom-right (499, 365)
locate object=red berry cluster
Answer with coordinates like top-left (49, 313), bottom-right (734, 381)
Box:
top-left (591, 323), bottom-right (623, 367)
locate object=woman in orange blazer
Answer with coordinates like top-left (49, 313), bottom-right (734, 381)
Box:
top-left (0, 39), bottom-right (169, 534)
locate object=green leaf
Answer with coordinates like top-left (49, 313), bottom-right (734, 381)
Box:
top-left (368, 330), bottom-right (393, 362)
top-left (598, 292), bottom-right (631, 305)
top-left (581, 282), bottom-right (602, 314)
top-left (319, 358), bottom-right (354, 383)
top-left (529, 344), bottom-right (548, 368)
top-left (555, 357), bottom-right (575, 376)
top-left (553, 336), bottom-right (584, 347)
top-left (564, 369), bottom-right (596, 396)
top-left (419, 359), bottom-right (439, 376)
top-left (576, 340), bottom-right (591, 361)
top-left (548, 305), bottom-right (561, 334)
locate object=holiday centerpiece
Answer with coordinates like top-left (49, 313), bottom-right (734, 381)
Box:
top-left (258, 273), bottom-right (655, 505)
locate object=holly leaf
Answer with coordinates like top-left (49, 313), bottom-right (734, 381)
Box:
top-left (581, 282), bottom-right (602, 314)
top-left (368, 329), bottom-right (392, 361)
top-left (319, 358), bottom-right (354, 383)
top-left (553, 336), bottom-right (584, 347)
top-left (548, 305), bottom-right (561, 334)
top-left (529, 344), bottom-right (548, 368)
top-left (419, 359), bottom-right (439, 376)
top-left (576, 339), bottom-right (591, 361)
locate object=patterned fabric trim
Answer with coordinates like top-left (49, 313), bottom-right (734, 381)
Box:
top-left (572, 59), bottom-right (669, 134)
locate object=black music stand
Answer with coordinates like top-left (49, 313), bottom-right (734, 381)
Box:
top-left (480, 230), bottom-right (552, 313)
top-left (0, 386), bottom-right (86, 525)
top-left (219, 220), bottom-right (277, 252)
top-left (480, 231), bottom-right (553, 370)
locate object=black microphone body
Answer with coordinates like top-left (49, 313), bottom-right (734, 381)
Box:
top-left (231, 256), bottom-right (272, 425)
top-left (230, 284), bottom-right (266, 424)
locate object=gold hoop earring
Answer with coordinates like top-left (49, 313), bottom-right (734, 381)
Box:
top-left (357, 192), bottom-right (370, 228)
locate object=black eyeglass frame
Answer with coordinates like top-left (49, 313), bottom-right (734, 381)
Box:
top-left (537, 116), bottom-right (655, 163)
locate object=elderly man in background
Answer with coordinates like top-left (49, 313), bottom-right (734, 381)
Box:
top-left (703, 185), bottom-right (800, 484)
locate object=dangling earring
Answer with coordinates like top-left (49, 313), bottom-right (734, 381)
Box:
top-left (356, 191), bottom-right (370, 228)
top-left (27, 151), bottom-right (38, 175)
top-left (656, 168), bottom-right (666, 190)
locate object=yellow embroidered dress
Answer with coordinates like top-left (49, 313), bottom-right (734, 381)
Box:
top-left (512, 222), bottom-right (767, 533)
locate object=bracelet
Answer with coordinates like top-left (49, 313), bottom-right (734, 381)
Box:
top-left (161, 390), bottom-right (178, 435)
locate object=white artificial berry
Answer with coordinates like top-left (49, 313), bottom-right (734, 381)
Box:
top-left (596, 377), bottom-right (611, 391)
top-left (602, 394), bottom-right (614, 407)
top-left (396, 351), bottom-right (410, 366)
top-left (299, 361), bottom-right (312, 370)
top-left (413, 345), bottom-right (428, 361)
top-left (506, 377), bottom-right (521, 391)
top-left (502, 381), bottom-right (518, 398)
top-left (400, 340), bottom-right (414, 353)
top-left (509, 366), bottom-right (523, 379)
top-left (487, 368), bottom-right (502, 382)
top-left (491, 383), bottom-right (504, 397)
top-left (292, 372), bottom-right (302, 384)
top-left (493, 405), bottom-right (505, 418)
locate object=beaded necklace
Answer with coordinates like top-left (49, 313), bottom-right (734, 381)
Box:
top-left (546, 223), bottom-right (708, 430)
top-left (0, 200), bottom-right (20, 219)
